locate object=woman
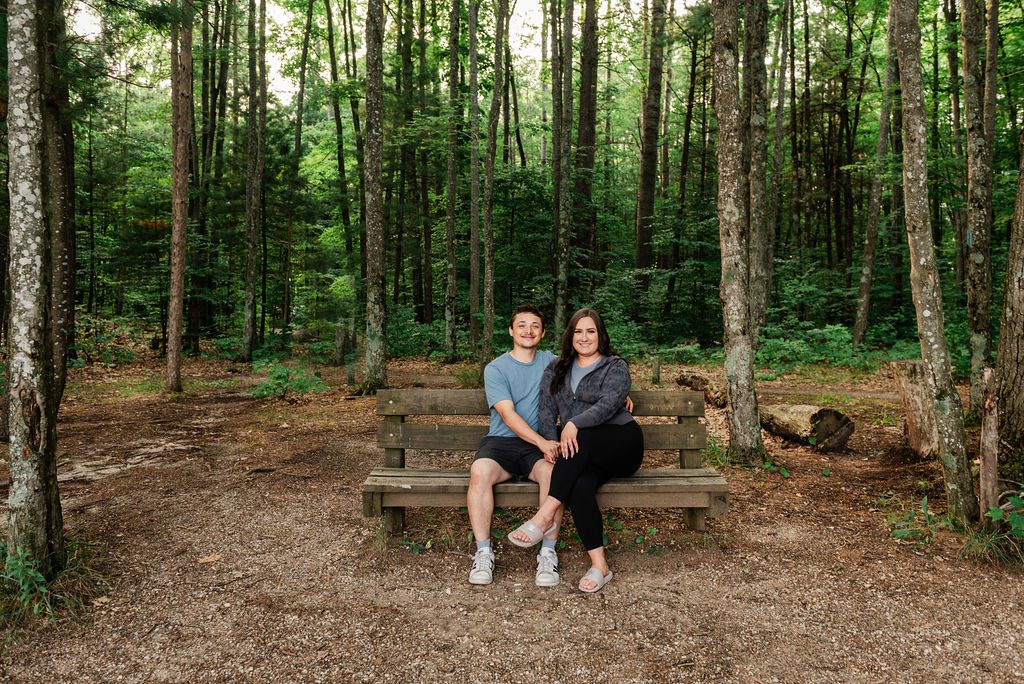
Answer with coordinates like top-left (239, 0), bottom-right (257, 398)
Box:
top-left (507, 308), bottom-right (643, 592)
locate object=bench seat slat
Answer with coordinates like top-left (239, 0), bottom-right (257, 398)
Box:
top-left (363, 475), bottom-right (728, 493)
top-left (377, 420), bottom-right (707, 451)
top-left (366, 467), bottom-right (724, 479)
top-left (377, 389), bottom-right (705, 418)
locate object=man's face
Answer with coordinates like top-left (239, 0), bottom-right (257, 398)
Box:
top-left (509, 313), bottom-right (545, 349)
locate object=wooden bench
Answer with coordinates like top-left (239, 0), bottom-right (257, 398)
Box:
top-left (361, 389), bottom-right (728, 534)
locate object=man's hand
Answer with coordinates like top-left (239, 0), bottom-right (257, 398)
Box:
top-left (625, 395), bottom-right (634, 413)
top-left (560, 421), bottom-right (579, 458)
top-left (538, 439), bottom-right (561, 463)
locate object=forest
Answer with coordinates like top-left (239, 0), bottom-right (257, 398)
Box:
top-left (2, 0), bottom-right (1024, 667)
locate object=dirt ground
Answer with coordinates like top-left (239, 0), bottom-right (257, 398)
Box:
top-left (1, 356), bottom-right (1021, 683)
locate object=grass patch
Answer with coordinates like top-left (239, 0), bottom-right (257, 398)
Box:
top-left (1, 539), bottom-right (105, 632)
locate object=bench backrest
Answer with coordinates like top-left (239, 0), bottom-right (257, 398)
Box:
top-left (376, 389), bottom-right (707, 469)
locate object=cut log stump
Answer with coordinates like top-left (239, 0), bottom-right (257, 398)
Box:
top-left (760, 404), bottom-right (855, 452)
top-left (890, 360), bottom-right (939, 458)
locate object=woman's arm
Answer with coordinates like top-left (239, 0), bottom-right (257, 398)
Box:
top-left (567, 358), bottom-right (631, 429)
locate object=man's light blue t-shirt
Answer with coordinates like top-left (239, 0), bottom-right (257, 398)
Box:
top-left (484, 350), bottom-right (557, 437)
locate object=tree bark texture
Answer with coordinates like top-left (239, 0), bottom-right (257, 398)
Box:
top-left (713, 0), bottom-right (765, 462)
top-left (7, 0), bottom-right (66, 579)
top-left (895, 0), bottom-right (979, 525)
top-left (852, 2), bottom-right (897, 349)
top-left (961, 0), bottom-right (994, 414)
top-left (364, 0), bottom-right (388, 388)
top-left (573, 0), bottom-right (599, 288)
top-left (482, 0), bottom-right (508, 361)
top-left (979, 368), bottom-right (998, 518)
top-left (996, 129), bottom-right (1024, 478)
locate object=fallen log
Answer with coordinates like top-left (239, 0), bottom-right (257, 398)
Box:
top-left (676, 370), bottom-right (728, 408)
top-left (759, 404), bottom-right (855, 452)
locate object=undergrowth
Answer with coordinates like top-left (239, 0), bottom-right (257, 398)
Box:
top-left (1, 539), bottom-right (104, 630)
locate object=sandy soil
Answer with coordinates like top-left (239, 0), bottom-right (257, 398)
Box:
top-left (1, 357), bottom-right (1020, 684)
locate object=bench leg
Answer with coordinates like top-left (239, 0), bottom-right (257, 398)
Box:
top-left (684, 508), bottom-right (707, 532)
top-left (383, 507), bottom-right (405, 535)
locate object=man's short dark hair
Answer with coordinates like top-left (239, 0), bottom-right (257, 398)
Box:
top-left (509, 305), bottom-right (544, 329)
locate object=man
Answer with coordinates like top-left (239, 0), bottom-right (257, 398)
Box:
top-left (468, 305), bottom-right (563, 587)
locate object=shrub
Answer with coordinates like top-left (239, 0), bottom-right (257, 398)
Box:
top-left (250, 360), bottom-right (330, 399)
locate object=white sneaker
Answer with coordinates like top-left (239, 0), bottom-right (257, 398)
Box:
top-left (469, 547), bottom-right (494, 585)
top-left (535, 547), bottom-right (560, 587)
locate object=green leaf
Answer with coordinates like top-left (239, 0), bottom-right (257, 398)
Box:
top-left (808, 436), bottom-right (817, 445)
top-left (822, 468), bottom-right (832, 477)
top-left (985, 507), bottom-right (1005, 521)
top-left (1008, 496), bottom-right (1024, 510)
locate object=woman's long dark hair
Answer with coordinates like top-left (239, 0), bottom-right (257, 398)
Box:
top-left (549, 308), bottom-right (612, 394)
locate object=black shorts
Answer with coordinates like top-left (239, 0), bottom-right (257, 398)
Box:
top-left (474, 436), bottom-right (544, 481)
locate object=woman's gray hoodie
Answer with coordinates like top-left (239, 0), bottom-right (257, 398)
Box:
top-left (537, 355), bottom-right (633, 440)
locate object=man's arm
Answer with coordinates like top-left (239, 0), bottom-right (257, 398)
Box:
top-left (492, 400), bottom-right (560, 461)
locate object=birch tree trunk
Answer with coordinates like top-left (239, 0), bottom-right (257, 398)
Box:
top-left (852, 2), bottom-right (897, 349)
top-left (713, 0), bottom-right (765, 462)
top-left (961, 0), bottom-right (994, 414)
top-left (996, 130), bottom-right (1024, 477)
top-left (765, 0), bottom-right (789, 287)
top-left (444, 0), bottom-right (460, 360)
top-left (364, 0), bottom-right (388, 389)
top-left (7, 0), bottom-right (66, 579)
top-left (894, 0), bottom-right (979, 526)
top-left (482, 0), bottom-right (508, 360)
top-left (168, 5), bottom-right (192, 390)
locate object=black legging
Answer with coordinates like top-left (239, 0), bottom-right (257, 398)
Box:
top-left (547, 421), bottom-right (644, 551)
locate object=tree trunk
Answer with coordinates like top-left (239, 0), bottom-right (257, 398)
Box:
top-left (483, 0), bottom-right (509, 360)
top-left (364, 0), bottom-right (388, 389)
top-left (635, 0), bottom-right (667, 277)
top-left (444, 0), bottom-right (460, 360)
top-left (169, 6), bottom-right (192, 388)
top-left (894, 0), bottom-right (979, 525)
top-left (553, 0), bottom-right (575, 330)
top-left (996, 129), bottom-right (1024, 478)
top-left (962, 0), bottom-right (994, 414)
top-left (541, 0), bottom-right (549, 166)
top-left (943, 0), bottom-right (967, 290)
top-left (6, 0), bottom-right (66, 580)
top-left (852, 2), bottom-right (897, 349)
top-left (713, 0), bottom-right (765, 462)
top-left (326, 0), bottom-right (355, 260)
top-left (744, 0), bottom-right (770, 339)
top-left (468, 0), bottom-right (481, 352)
top-left (574, 0), bottom-right (599, 293)
top-left (764, 0), bottom-right (789, 311)
top-left (241, 0), bottom-right (262, 361)
top-left (892, 359), bottom-right (941, 457)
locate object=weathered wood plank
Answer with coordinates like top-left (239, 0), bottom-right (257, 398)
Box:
top-left (367, 467), bottom-right (724, 480)
top-left (382, 415), bottom-right (405, 467)
top-left (364, 475), bottom-right (728, 494)
top-left (377, 489), bottom-right (723, 510)
top-left (377, 389), bottom-right (705, 417)
top-left (377, 420), bottom-right (707, 451)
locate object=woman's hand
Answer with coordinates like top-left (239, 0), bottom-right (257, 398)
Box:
top-left (560, 421), bottom-right (579, 458)
top-left (539, 439), bottom-right (561, 464)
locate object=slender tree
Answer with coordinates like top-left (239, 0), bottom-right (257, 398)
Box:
top-left (468, 0), bottom-right (481, 351)
top-left (744, 0), bottom-right (770, 339)
top-left (852, 2), bottom-right (897, 348)
top-left (444, 0), bottom-right (460, 359)
top-left (635, 0), bottom-right (667, 278)
top-left (713, 0), bottom-right (765, 461)
top-left (894, 0), bottom-right (979, 526)
top-left (962, 0), bottom-right (995, 413)
top-left (364, 0), bottom-right (388, 388)
top-left (241, 0), bottom-right (263, 361)
top-left (574, 0), bottom-right (599, 287)
top-left (168, 3), bottom-right (193, 388)
top-left (553, 0), bottom-right (575, 329)
top-left (482, 0), bottom-right (509, 360)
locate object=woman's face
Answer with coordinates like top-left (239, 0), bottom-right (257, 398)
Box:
top-left (572, 317), bottom-right (600, 358)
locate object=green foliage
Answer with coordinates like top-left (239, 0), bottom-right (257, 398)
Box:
top-left (965, 493), bottom-right (1024, 565)
top-left (249, 360), bottom-right (330, 399)
top-left (760, 457), bottom-right (790, 479)
top-left (888, 497), bottom-right (948, 546)
top-left (73, 315), bottom-right (142, 365)
top-left (454, 363), bottom-right (484, 389)
top-left (701, 435), bottom-right (728, 468)
top-left (1, 540), bottom-right (102, 627)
